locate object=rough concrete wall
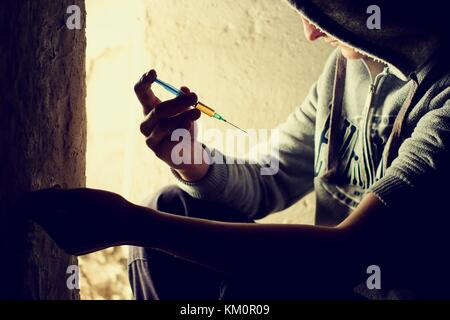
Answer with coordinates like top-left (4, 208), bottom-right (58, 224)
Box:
top-left (84, 0), bottom-right (331, 299)
top-left (0, 0), bottom-right (86, 299)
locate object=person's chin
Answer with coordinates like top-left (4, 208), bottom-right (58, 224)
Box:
top-left (339, 47), bottom-right (364, 60)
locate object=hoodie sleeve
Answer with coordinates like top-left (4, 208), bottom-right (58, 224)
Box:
top-left (171, 78), bottom-right (320, 220)
top-left (370, 85), bottom-right (450, 210)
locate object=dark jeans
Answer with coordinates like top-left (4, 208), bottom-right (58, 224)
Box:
top-left (128, 186), bottom-right (360, 300)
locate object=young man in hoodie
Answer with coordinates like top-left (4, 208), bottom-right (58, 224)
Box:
top-left (25, 1), bottom-right (450, 299)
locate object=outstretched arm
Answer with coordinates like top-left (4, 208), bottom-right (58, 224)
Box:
top-left (23, 187), bottom-right (395, 289)
top-left (134, 192), bottom-right (392, 281)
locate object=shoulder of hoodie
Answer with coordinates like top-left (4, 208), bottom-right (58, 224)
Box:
top-left (425, 71), bottom-right (450, 111)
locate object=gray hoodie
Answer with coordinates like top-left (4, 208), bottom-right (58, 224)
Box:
top-left (172, 0), bottom-right (450, 298)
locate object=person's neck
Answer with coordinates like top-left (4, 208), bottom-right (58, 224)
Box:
top-left (363, 57), bottom-right (386, 79)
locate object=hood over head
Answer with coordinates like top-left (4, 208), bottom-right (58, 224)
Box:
top-left (288, 0), bottom-right (448, 81)
top-left (287, 0), bottom-right (450, 181)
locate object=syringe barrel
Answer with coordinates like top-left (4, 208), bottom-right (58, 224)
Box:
top-left (195, 102), bottom-right (216, 117)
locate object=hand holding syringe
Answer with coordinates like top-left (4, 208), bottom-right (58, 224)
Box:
top-left (135, 69), bottom-right (242, 181)
top-left (154, 78), bottom-right (247, 134)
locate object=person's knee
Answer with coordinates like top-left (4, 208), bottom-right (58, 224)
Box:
top-left (143, 185), bottom-right (255, 223)
top-left (141, 185), bottom-right (188, 216)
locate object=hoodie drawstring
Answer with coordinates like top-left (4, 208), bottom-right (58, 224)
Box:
top-left (383, 77), bottom-right (419, 169)
top-left (322, 52), bottom-right (347, 182)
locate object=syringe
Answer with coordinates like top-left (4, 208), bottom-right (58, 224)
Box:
top-left (154, 78), bottom-right (247, 134)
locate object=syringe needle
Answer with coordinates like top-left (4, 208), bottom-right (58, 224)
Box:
top-left (224, 120), bottom-right (248, 134)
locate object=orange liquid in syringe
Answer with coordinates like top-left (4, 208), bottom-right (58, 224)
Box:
top-left (195, 101), bottom-right (216, 117)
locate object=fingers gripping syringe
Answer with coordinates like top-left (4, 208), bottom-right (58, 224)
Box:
top-left (154, 78), bottom-right (248, 134)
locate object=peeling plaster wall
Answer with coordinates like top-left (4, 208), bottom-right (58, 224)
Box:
top-left (0, 0), bottom-right (86, 299)
top-left (83, 0), bottom-right (332, 299)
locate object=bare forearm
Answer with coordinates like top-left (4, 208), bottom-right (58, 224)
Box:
top-left (25, 186), bottom-right (393, 285)
top-left (132, 206), bottom-right (350, 276)
top-left (127, 194), bottom-right (395, 285)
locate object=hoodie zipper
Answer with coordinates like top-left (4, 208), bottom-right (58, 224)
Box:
top-left (362, 67), bottom-right (388, 187)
